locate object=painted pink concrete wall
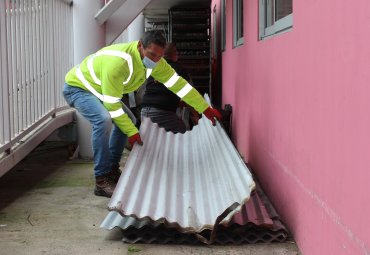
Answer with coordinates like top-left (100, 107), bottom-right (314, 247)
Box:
top-left (211, 0), bottom-right (370, 254)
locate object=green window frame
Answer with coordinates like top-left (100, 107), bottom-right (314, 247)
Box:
top-left (213, 5), bottom-right (217, 57)
top-left (259, 0), bottom-right (293, 39)
top-left (233, 0), bottom-right (243, 47)
top-left (221, 0), bottom-right (226, 51)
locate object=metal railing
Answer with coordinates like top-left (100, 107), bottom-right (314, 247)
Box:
top-left (0, 0), bottom-right (74, 172)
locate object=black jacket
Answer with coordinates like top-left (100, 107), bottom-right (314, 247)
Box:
top-left (141, 60), bottom-right (190, 112)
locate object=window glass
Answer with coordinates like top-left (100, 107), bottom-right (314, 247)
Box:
top-left (233, 0), bottom-right (244, 47)
top-left (275, 0), bottom-right (292, 21)
top-left (221, 0), bottom-right (226, 51)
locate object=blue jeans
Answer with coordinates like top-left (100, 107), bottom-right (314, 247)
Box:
top-left (63, 84), bottom-right (127, 177)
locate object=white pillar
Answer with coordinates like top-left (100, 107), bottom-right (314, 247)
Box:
top-left (119, 14), bottom-right (145, 108)
top-left (73, 0), bottom-right (105, 159)
top-left (127, 13), bottom-right (145, 41)
top-left (114, 13), bottom-right (145, 43)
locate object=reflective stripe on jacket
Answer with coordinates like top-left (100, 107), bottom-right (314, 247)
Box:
top-left (65, 41), bottom-right (209, 136)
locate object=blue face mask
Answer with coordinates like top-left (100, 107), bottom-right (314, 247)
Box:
top-left (142, 56), bottom-right (158, 69)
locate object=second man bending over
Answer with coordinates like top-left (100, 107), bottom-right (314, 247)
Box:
top-left (141, 43), bottom-right (196, 133)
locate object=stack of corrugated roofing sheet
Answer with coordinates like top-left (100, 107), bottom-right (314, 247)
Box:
top-left (101, 186), bottom-right (288, 244)
top-left (101, 110), bottom-right (287, 244)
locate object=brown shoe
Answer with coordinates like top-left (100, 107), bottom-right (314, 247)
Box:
top-left (108, 166), bottom-right (122, 184)
top-left (94, 175), bottom-right (116, 198)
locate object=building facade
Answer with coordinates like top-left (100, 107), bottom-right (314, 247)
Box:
top-left (211, 0), bottom-right (370, 254)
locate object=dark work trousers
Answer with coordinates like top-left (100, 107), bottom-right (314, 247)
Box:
top-left (141, 107), bottom-right (187, 134)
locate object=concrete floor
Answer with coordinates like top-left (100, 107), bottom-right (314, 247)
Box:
top-left (0, 142), bottom-right (301, 255)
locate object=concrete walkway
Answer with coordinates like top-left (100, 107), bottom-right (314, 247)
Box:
top-left (0, 142), bottom-right (301, 255)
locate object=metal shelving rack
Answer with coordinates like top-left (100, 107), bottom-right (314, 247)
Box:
top-left (169, 7), bottom-right (211, 96)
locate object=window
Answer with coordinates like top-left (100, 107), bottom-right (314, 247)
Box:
top-left (213, 6), bottom-right (217, 57)
top-left (259, 0), bottom-right (292, 39)
top-left (221, 0), bottom-right (226, 51)
top-left (233, 0), bottom-right (243, 47)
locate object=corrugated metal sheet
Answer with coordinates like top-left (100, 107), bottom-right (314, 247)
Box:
top-left (101, 186), bottom-right (288, 244)
top-left (106, 114), bottom-right (255, 243)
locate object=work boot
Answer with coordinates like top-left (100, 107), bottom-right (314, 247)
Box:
top-left (94, 174), bottom-right (116, 198)
top-left (108, 165), bottom-right (122, 184)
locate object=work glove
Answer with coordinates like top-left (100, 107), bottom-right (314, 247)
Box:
top-left (128, 133), bottom-right (143, 146)
top-left (203, 106), bottom-right (222, 126)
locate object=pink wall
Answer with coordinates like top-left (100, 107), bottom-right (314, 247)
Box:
top-left (211, 0), bottom-right (370, 254)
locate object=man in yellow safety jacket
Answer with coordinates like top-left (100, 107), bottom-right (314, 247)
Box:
top-left (63, 30), bottom-right (221, 198)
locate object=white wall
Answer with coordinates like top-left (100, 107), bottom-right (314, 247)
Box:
top-left (73, 0), bottom-right (105, 158)
top-left (114, 13), bottom-right (145, 43)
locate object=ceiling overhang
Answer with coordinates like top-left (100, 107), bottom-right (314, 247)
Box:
top-left (95, 0), bottom-right (211, 45)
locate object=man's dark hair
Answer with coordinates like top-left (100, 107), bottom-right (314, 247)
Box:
top-left (140, 30), bottom-right (166, 49)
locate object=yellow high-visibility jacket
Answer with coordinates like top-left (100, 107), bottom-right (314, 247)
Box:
top-left (65, 41), bottom-right (209, 136)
